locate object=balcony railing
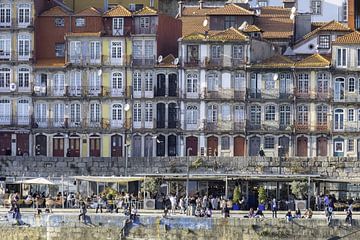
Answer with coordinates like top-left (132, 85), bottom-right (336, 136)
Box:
top-left (0, 18), bottom-right (34, 29)
top-left (0, 50), bottom-right (34, 61)
top-left (295, 90), bottom-right (310, 98)
top-left (316, 124), bottom-right (329, 131)
top-left (68, 54), bottom-right (102, 65)
top-left (295, 123), bottom-right (309, 131)
top-left (184, 59), bottom-right (200, 67)
top-left (234, 90), bottom-right (246, 100)
top-left (132, 55), bottom-right (156, 66)
top-left (0, 116), bottom-right (30, 126)
top-left (205, 57), bottom-right (223, 68)
top-left (248, 89), bottom-right (261, 99)
top-left (317, 89), bottom-right (332, 100)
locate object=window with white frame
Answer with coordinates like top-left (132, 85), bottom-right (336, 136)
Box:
top-left (132, 40), bottom-right (142, 59)
top-left (311, 0), bottom-right (322, 15)
top-left (222, 104), bottom-right (231, 121)
top-left (54, 103), bottom-right (64, 124)
top-left (234, 105), bottom-right (245, 122)
top-left (297, 105), bottom-right (309, 125)
top-left (186, 73), bottom-right (198, 93)
top-left (343, 0), bottom-right (347, 21)
top-left (317, 72), bottom-right (329, 93)
top-left (334, 109), bottom-right (344, 130)
top-left (234, 72), bottom-right (245, 90)
top-left (111, 41), bottom-right (122, 60)
top-left (70, 71), bottom-right (81, 96)
top-left (265, 105), bottom-right (275, 121)
top-left (145, 102), bottom-right (152, 122)
top-left (17, 99), bottom-right (29, 124)
top-left (264, 136), bottom-right (275, 149)
top-left (35, 103), bottom-right (47, 124)
top-left (0, 67), bottom-right (10, 88)
top-left (75, 17), bottom-right (85, 27)
top-left (144, 40), bottom-right (153, 59)
top-left (69, 41), bottom-right (81, 62)
top-left (133, 71), bottom-right (141, 92)
top-left (317, 105), bottom-right (327, 125)
top-left (0, 35), bottom-right (11, 59)
top-left (250, 105), bottom-right (261, 125)
top-left (112, 104), bottom-right (122, 123)
top-left (18, 67), bottom-right (30, 88)
top-left (112, 72), bottom-right (123, 92)
top-left (224, 16), bottom-right (236, 29)
top-left (207, 72), bottom-right (219, 91)
top-left (90, 41), bottom-right (100, 60)
top-left (265, 74), bottom-right (275, 90)
top-left (358, 109), bottom-right (360, 122)
top-left (18, 4), bottom-right (31, 26)
top-left (221, 136), bottom-right (230, 150)
top-left (318, 35), bottom-right (330, 49)
top-left (55, 43), bottom-right (65, 57)
top-left (298, 73), bottom-right (309, 93)
top-left (349, 77), bottom-right (355, 92)
top-left (357, 49), bottom-right (360, 67)
top-left (54, 17), bottom-right (64, 27)
top-left (279, 105), bottom-right (291, 126)
top-left (348, 139), bottom-right (354, 152)
top-left (348, 108), bottom-right (355, 122)
top-left (53, 73), bottom-right (65, 95)
top-left (18, 35), bottom-right (30, 59)
top-left (140, 17), bottom-right (150, 28)
top-left (0, 4), bottom-right (11, 26)
top-left (337, 48), bottom-right (347, 67)
top-left (90, 103), bottom-right (100, 123)
top-left (113, 18), bottom-right (124, 35)
top-left (334, 78), bottom-right (345, 100)
top-left (70, 103), bottom-right (81, 124)
top-left (145, 71), bottom-right (153, 91)
top-left (335, 141), bottom-right (343, 152)
top-left (258, 0), bottom-right (268, 7)
top-left (133, 102), bottom-right (141, 122)
top-left (207, 104), bottom-right (218, 123)
top-left (280, 73), bottom-right (292, 94)
top-left (89, 71), bottom-right (101, 94)
top-left (0, 98), bottom-right (11, 123)
top-left (186, 105), bottom-right (198, 124)
top-left (211, 45), bottom-right (222, 59)
top-left (232, 45), bottom-right (243, 60)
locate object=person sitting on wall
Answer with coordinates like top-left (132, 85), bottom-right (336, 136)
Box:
top-left (285, 210), bottom-right (293, 222)
top-left (303, 209), bottom-right (313, 219)
top-left (245, 208), bottom-right (255, 218)
top-left (259, 148), bottom-right (265, 159)
top-left (16, 148), bottom-right (22, 156)
top-left (294, 208), bottom-right (301, 218)
top-left (255, 207), bottom-right (264, 218)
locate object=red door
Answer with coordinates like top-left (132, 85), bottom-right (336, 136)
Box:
top-left (186, 136), bottom-right (198, 156)
top-left (16, 133), bottom-right (29, 156)
top-left (0, 132), bottom-right (12, 156)
top-left (90, 137), bottom-right (101, 157)
top-left (53, 137), bottom-right (64, 157)
top-left (297, 136), bottom-right (308, 157)
top-left (69, 138), bottom-right (80, 157)
top-left (111, 135), bottom-right (123, 157)
top-left (317, 137), bottom-right (328, 156)
top-left (207, 136), bottom-right (218, 156)
top-left (234, 136), bottom-right (245, 156)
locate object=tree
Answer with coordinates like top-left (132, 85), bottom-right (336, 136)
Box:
top-left (143, 178), bottom-right (162, 198)
top-left (258, 186), bottom-right (267, 204)
top-left (233, 186), bottom-right (241, 204)
top-left (290, 181), bottom-right (308, 200)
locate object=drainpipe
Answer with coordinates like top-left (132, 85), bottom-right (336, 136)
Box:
top-left (178, 1), bottom-right (183, 18)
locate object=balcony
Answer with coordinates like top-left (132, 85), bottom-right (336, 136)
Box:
top-left (0, 18), bottom-right (34, 29)
top-left (234, 90), bottom-right (246, 100)
top-left (0, 116), bottom-right (30, 126)
top-left (295, 90), bottom-right (310, 98)
top-left (247, 122), bottom-right (261, 130)
top-left (204, 121), bottom-right (238, 131)
top-left (184, 59), bottom-right (200, 68)
top-left (248, 89), bottom-right (261, 99)
top-left (0, 50), bottom-right (34, 62)
top-left (231, 58), bottom-right (245, 67)
top-left (67, 54), bottom-right (102, 65)
top-left (317, 89), bottom-right (332, 100)
top-left (316, 124), bottom-right (330, 132)
top-left (279, 92), bottom-right (293, 100)
top-left (132, 55), bottom-right (156, 66)
top-left (233, 121), bottom-right (246, 131)
top-left (205, 57), bottom-right (223, 68)
top-left (295, 123), bottom-right (309, 132)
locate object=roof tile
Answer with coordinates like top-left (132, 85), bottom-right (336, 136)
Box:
top-left (207, 3), bottom-right (254, 16)
top-left (208, 27), bottom-right (248, 41)
top-left (252, 55), bottom-right (294, 68)
top-left (302, 21), bottom-right (351, 41)
top-left (75, 7), bottom-right (101, 17)
top-left (134, 6), bottom-right (158, 16)
top-left (40, 6), bottom-right (71, 17)
top-left (333, 31), bottom-right (360, 45)
top-left (65, 32), bottom-right (102, 37)
top-left (295, 54), bottom-right (330, 68)
top-left (103, 5), bottom-right (131, 17)
top-left (243, 24), bottom-right (262, 33)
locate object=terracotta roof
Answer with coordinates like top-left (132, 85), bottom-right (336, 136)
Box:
top-left (333, 31), bottom-right (360, 45)
top-left (103, 5), bottom-right (131, 17)
top-left (65, 32), bottom-right (102, 37)
top-left (35, 59), bottom-right (66, 68)
top-left (295, 54), bottom-right (330, 68)
top-left (302, 21), bottom-right (351, 41)
top-left (134, 6), bottom-right (158, 16)
top-left (256, 15), bottom-right (293, 40)
top-left (156, 54), bottom-right (177, 68)
top-left (181, 6), bottom-right (217, 16)
top-left (75, 7), bottom-right (101, 17)
top-left (259, 6), bottom-right (292, 17)
top-left (180, 16), bottom-right (209, 36)
top-left (40, 6), bottom-right (71, 17)
top-left (207, 3), bottom-right (254, 16)
top-left (243, 24), bottom-right (262, 33)
top-left (252, 55), bottom-right (294, 68)
top-left (208, 27), bottom-right (248, 41)
top-left (182, 32), bottom-right (207, 41)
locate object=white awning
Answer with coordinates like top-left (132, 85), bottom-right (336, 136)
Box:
top-left (17, 177), bottom-right (55, 185)
top-left (72, 176), bottom-right (143, 183)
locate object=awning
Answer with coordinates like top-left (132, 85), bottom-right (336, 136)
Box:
top-left (317, 178), bottom-right (360, 183)
top-left (72, 176), bottom-right (143, 183)
top-left (17, 177), bottom-right (55, 185)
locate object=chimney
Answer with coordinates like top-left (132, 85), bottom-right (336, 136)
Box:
top-left (103, 0), bottom-right (108, 11)
top-left (294, 13), bottom-right (312, 42)
top-left (178, 1), bottom-right (183, 17)
top-left (199, 0), bottom-right (204, 9)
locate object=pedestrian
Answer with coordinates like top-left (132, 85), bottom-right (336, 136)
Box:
top-left (345, 207), bottom-right (352, 226)
top-left (222, 200), bottom-right (230, 218)
top-left (179, 197), bottom-right (185, 214)
top-left (271, 198), bottom-right (277, 218)
top-left (170, 195), bottom-right (177, 215)
top-left (78, 202), bottom-right (87, 223)
top-left (295, 208), bottom-right (301, 218)
top-left (325, 205), bottom-right (333, 226)
top-left (259, 148), bottom-right (265, 159)
top-left (285, 210), bottom-right (293, 222)
top-left (96, 195), bottom-right (105, 213)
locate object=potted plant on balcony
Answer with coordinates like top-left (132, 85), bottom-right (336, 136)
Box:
top-left (232, 185), bottom-right (241, 210)
top-left (290, 181), bottom-right (308, 210)
top-left (258, 186), bottom-right (267, 211)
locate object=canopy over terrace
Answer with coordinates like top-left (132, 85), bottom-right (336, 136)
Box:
top-left (16, 177), bottom-right (55, 185)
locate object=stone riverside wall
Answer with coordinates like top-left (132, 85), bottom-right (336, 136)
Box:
top-left (0, 156), bottom-right (359, 179)
top-left (1, 214), bottom-right (360, 240)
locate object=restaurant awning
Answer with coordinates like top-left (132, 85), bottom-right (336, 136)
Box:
top-left (72, 176), bottom-right (143, 183)
top-left (16, 177), bottom-right (55, 185)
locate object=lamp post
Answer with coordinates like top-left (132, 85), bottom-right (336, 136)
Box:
top-left (124, 144), bottom-right (129, 176)
top-left (186, 147), bottom-right (192, 203)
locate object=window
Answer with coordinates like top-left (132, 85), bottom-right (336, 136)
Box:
top-left (224, 16), bottom-right (236, 29)
top-left (187, 45), bottom-right (199, 63)
top-left (337, 48), bottom-right (347, 67)
top-left (0, 99), bottom-right (11, 123)
top-left (279, 73), bottom-right (292, 94)
top-left (17, 99), bottom-right (29, 124)
top-left (35, 103), bottom-right (47, 124)
top-left (69, 71), bottom-right (81, 96)
top-left (279, 105), bottom-right (291, 126)
top-left (54, 103), bottom-right (64, 124)
top-left (75, 18), bottom-right (85, 27)
top-left (264, 137), bottom-right (275, 149)
top-left (258, 0), bottom-right (268, 7)
top-left (145, 71), bottom-right (153, 91)
top-left (111, 41), bottom-right (122, 59)
top-left (358, 49), bottom-right (360, 67)
top-left (234, 105), bottom-right (245, 122)
top-left (69, 41), bottom-right (81, 62)
top-left (317, 72), bottom-right (329, 93)
top-left (55, 43), bottom-right (65, 57)
top-left (140, 17), bottom-right (150, 28)
top-left (211, 45), bottom-right (222, 59)
top-left (348, 139), bottom-right (354, 152)
top-left (89, 71), bottom-right (101, 95)
top-left (0, 35), bottom-right (11, 59)
top-left (133, 72), bottom-right (141, 92)
top-left (234, 72), bottom-right (245, 90)
top-left (207, 104), bottom-right (218, 123)
top-left (348, 77), bottom-right (355, 92)
top-left (221, 136), bottom-right (230, 150)
top-left (265, 74), bottom-right (275, 90)
top-left (18, 4), bottom-right (31, 26)
top-left (18, 35), bottom-right (30, 59)
top-left (90, 41), bottom-right (100, 60)
top-left (297, 105), bottom-right (308, 125)
top-left (250, 105), bottom-right (261, 125)
top-left (222, 104), bottom-right (231, 121)
top-left (112, 104), bottom-right (122, 122)
top-left (207, 72), bottom-right (219, 91)
top-left (298, 73), bottom-right (309, 93)
top-left (311, 0), bottom-right (322, 15)
top-left (70, 103), bottom-right (81, 124)
top-left (0, 4), bottom-right (11, 26)
top-left (0, 68), bottom-right (10, 88)
top-left (18, 67), bottom-right (30, 88)
top-left (334, 109), bottom-right (344, 130)
top-left (186, 105), bottom-right (198, 124)
top-left (145, 103), bottom-right (152, 122)
top-left (112, 72), bottom-right (123, 91)
top-left (133, 102), bottom-right (141, 122)
top-left (335, 141), bottom-right (343, 152)
top-left (317, 105), bottom-right (327, 125)
top-left (144, 40), bottom-right (153, 59)
top-left (334, 78), bottom-right (345, 100)
top-left (133, 40), bottom-right (142, 59)
top-left (90, 103), bottom-right (100, 123)
top-left (186, 73), bottom-right (198, 93)
top-left (318, 35), bottom-right (330, 49)
top-left (265, 105), bottom-right (275, 121)
top-left (233, 45), bottom-right (243, 60)
top-left (54, 17), bottom-right (64, 27)
top-left (348, 109), bottom-right (355, 122)
top-left (113, 18), bottom-right (124, 35)
top-left (343, 0), bottom-right (347, 21)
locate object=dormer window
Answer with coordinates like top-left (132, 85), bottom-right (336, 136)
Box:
top-left (113, 18), bottom-right (124, 36)
top-left (318, 35), bottom-right (330, 49)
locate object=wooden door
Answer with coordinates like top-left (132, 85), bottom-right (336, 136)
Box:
top-left (186, 136), bottom-right (198, 156)
top-left (278, 136), bottom-right (290, 157)
top-left (297, 136), bottom-right (308, 157)
top-left (16, 133), bottom-right (29, 156)
top-left (90, 137), bottom-right (101, 157)
top-left (317, 137), bottom-right (327, 156)
top-left (207, 136), bottom-right (218, 156)
top-left (69, 138), bottom-right (80, 157)
top-left (35, 135), bottom-right (47, 156)
top-left (53, 137), bottom-right (64, 157)
top-left (111, 135), bottom-right (123, 157)
top-left (0, 132), bottom-right (12, 156)
top-left (132, 135), bottom-right (142, 157)
top-left (249, 136), bottom-right (260, 156)
top-left (234, 136), bottom-right (245, 156)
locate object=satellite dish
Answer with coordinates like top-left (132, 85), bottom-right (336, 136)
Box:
top-left (174, 58), bottom-right (179, 65)
top-left (158, 55), bottom-right (163, 63)
top-left (202, 19), bottom-right (208, 27)
top-left (273, 73), bottom-right (279, 81)
top-left (290, 13), bottom-right (295, 21)
top-left (243, 0), bottom-right (249, 3)
top-left (97, 69), bottom-right (102, 76)
top-left (10, 83), bottom-right (16, 92)
top-left (238, 21), bottom-right (248, 31)
top-left (291, 7), bottom-right (297, 14)
top-left (124, 103), bottom-right (130, 112)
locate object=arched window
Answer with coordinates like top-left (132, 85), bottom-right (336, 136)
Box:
top-left (0, 98), bottom-right (11, 124)
top-left (17, 99), bottom-right (29, 124)
top-left (18, 34), bottom-right (30, 58)
top-left (250, 105), bottom-right (261, 125)
top-left (334, 109), bottom-right (344, 130)
top-left (145, 102), bottom-right (152, 122)
top-left (18, 67), bottom-right (30, 88)
top-left (133, 71), bottom-right (141, 92)
top-left (112, 72), bottom-right (123, 90)
top-left (133, 102), bottom-right (141, 122)
top-left (234, 71), bottom-right (245, 90)
top-left (145, 71), bottom-right (153, 91)
top-left (186, 105), bottom-right (198, 124)
top-left (0, 68), bottom-right (10, 88)
top-left (186, 73), bottom-right (198, 93)
top-left (111, 104), bottom-right (122, 127)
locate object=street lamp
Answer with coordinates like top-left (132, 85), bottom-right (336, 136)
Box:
top-left (124, 144), bottom-right (130, 176)
top-left (186, 147), bottom-right (192, 203)
top-left (278, 145), bottom-right (284, 174)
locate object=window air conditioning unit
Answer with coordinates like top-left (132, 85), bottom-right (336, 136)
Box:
top-left (144, 199), bottom-right (155, 209)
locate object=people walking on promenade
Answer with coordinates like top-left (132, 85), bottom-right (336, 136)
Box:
top-left (271, 198), bottom-right (277, 218)
top-left (78, 202), bottom-right (87, 223)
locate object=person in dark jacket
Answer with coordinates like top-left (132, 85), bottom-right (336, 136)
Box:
top-left (78, 202), bottom-right (87, 223)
